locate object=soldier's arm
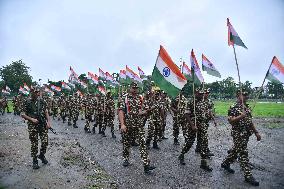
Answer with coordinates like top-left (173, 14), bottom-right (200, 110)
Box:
top-left (185, 112), bottom-right (196, 131)
top-left (118, 109), bottom-right (127, 132)
top-left (45, 109), bottom-right (51, 129)
top-left (228, 107), bottom-right (246, 125)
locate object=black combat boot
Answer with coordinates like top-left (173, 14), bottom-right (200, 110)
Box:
top-left (145, 139), bottom-right (150, 148)
top-left (178, 154), bottom-right (186, 165)
top-left (144, 164), bottom-right (156, 174)
top-left (152, 141), bottom-right (160, 150)
top-left (200, 159), bottom-right (212, 172)
top-left (32, 157), bottom-right (40, 169)
top-left (122, 160), bottom-right (130, 167)
top-left (195, 148), bottom-right (201, 153)
top-left (38, 153), bottom-right (48, 164)
top-left (245, 176), bottom-right (259, 186)
top-left (111, 132), bottom-right (116, 139)
top-left (221, 163), bottom-right (235, 174)
top-left (92, 127), bottom-right (96, 134)
top-left (101, 131), bottom-right (106, 137)
top-left (173, 138), bottom-right (180, 145)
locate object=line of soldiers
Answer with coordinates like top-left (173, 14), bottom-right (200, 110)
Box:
top-left (41, 92), bottom-right (117, 138)
top-left (8, 81), bottom-right (261, 186)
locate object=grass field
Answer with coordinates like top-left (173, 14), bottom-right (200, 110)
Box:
top-left (214, 101), bottom-right (284, 117)
top-left (5, 100), bottom-right (284, 118)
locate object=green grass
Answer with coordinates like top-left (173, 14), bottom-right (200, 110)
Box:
top-left (214, 101), bottom-right (284, 117)
top-left (7, 100), bottom-right (14, 112)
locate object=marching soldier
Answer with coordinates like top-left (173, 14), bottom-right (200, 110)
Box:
top-left (159, 91), bottom-right (170, 140)
top-left (171, 90), bottom-right (188, 145)
top-left (101, 92), bottom-right (116, 138)
top-left (51, 96), bottom-right (59, 120)
top-left (178, 88), bottom-right (213, 172)
top-left (221, 89), bottom-right (261, 186)
top-left (146, 90), bottom-right (164, 149)
top-left (195, 88), bottom-right (216, 157)
top-left (71, 94), bottom-right (80, 128)
top-left (21, 87), bottom-right (51, 169)
top-left (84, 94), bottom-right (95, 133)
top-left (118, 82), bottom-right (156, 174)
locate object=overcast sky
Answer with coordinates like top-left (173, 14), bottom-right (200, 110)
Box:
top-left (0, 0), bottom-right (283, 87)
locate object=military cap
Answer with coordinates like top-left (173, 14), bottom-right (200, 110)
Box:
top-left (236, 88), bottom-right (249, 96)
top-left (195, 87), bottom-right (205, 94)
top-left (130, 82), bottom-right (139, 88)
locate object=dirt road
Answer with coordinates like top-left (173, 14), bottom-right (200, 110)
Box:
top-left (0, 114), bottom-right (283, 189)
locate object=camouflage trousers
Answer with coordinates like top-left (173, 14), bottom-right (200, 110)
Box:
top-left (85, 114), bottom-right (93, 130)
top-left (146, 119), bottom-right (161, 143)
top-left (52, 107), bottom-right (58, 119)
top-left (195, 122), bottom-right (210, 153)
top-left (28, 123), bottom-right (48, 158)
top-left (60, 108), bottom-right (66, 122)
top-left (181, 121), bottom-right (208, 159)
top-left (123, 127), bottom-right (149, 166)
top-left (102, 115), bottom-right (114, 134)
top-left (222, 130), bottom-right (252, 178)
top-left (72, 109), bottom-right (79, 125)
top-left (159, 115), bottom-right (166, 138)
top-left (96, 114), bottom-right (105, 132)
top-left (173, 115), bottom-right (188, 140)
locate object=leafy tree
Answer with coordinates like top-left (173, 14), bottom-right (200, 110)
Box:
top-left (266, 81), bottom-right (284, 99)
top-left (0, 60), bottom-right (33, 94)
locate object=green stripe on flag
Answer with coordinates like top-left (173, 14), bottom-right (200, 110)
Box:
top-left (152, 67), bottom-right (181, 97)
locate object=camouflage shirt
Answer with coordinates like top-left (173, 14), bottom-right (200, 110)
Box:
top-left (22, 97), bottom-right (48, 124)
top-left (228, 102), bottom-right (253, 133)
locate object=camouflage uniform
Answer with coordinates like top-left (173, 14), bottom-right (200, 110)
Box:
top-left (159, 93), bottom-right (171, 139)
top-left (96, 95), bottom-right (105, 134)
top-left (59, 96), bottom-right (67, 123)
top-left (119, 93), bottom-right (150, 166)
top-left (22, 97), bottom-right (49, 159)
top-left (222, 102), bottom-right (254, 179)
top-left (171, 94), bottom-right (188, 144)
top-left (102, 93), bottom-right (116, 138)
top-left (84, 95), bottom-right (94, 133)
top-left (71, 95), bottom-right (80, 127)
top-left (146, 92), bottom-right (163, 148)
top-left (51, 97), bottom-right (59, 120)
top-left (1, 97), bottom-right (9, 115)
top-left (179, 91), bottom-right (213, 171)
top-left (66, 96), bottom-right (73, 125)
top-left (195, 97), bottom-right (214, 154)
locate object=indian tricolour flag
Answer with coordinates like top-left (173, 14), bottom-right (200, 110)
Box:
top-left (126, 65), bottom-right (142, 83)
top-left (227, 18), bottom-right (247, 49)
top-left (266, 56), bottom-right (284, 84)
top-left (61, 81), bottom-right (71, 91)
top-left (202, 54), bottom-right (221, 78)
top-left (152, 45), bottom-right (187, 97)
top-left (98, 85), bottom-right (106, 95)
top-left (120, 70), bottom-right (126, 79)
top-left (88, 72), bottom-right (99, 84)
top-left (99, 68), bottom-right (106, 80)
top-left (190, 49), bottom-right (204, 85)
top-left (182, 61), bottom-right (192, 80)
top-left (19, 86), bottom-right (29, 95)
top-left (24, 83), bottom-right (30, 91)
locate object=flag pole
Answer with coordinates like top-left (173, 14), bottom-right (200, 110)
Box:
top-left (232, 44), bottom-right (244, 110)
top-left (192, 67), bottom-right (197, 128)
top-left (251, 61), bottom-right (273, 111)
